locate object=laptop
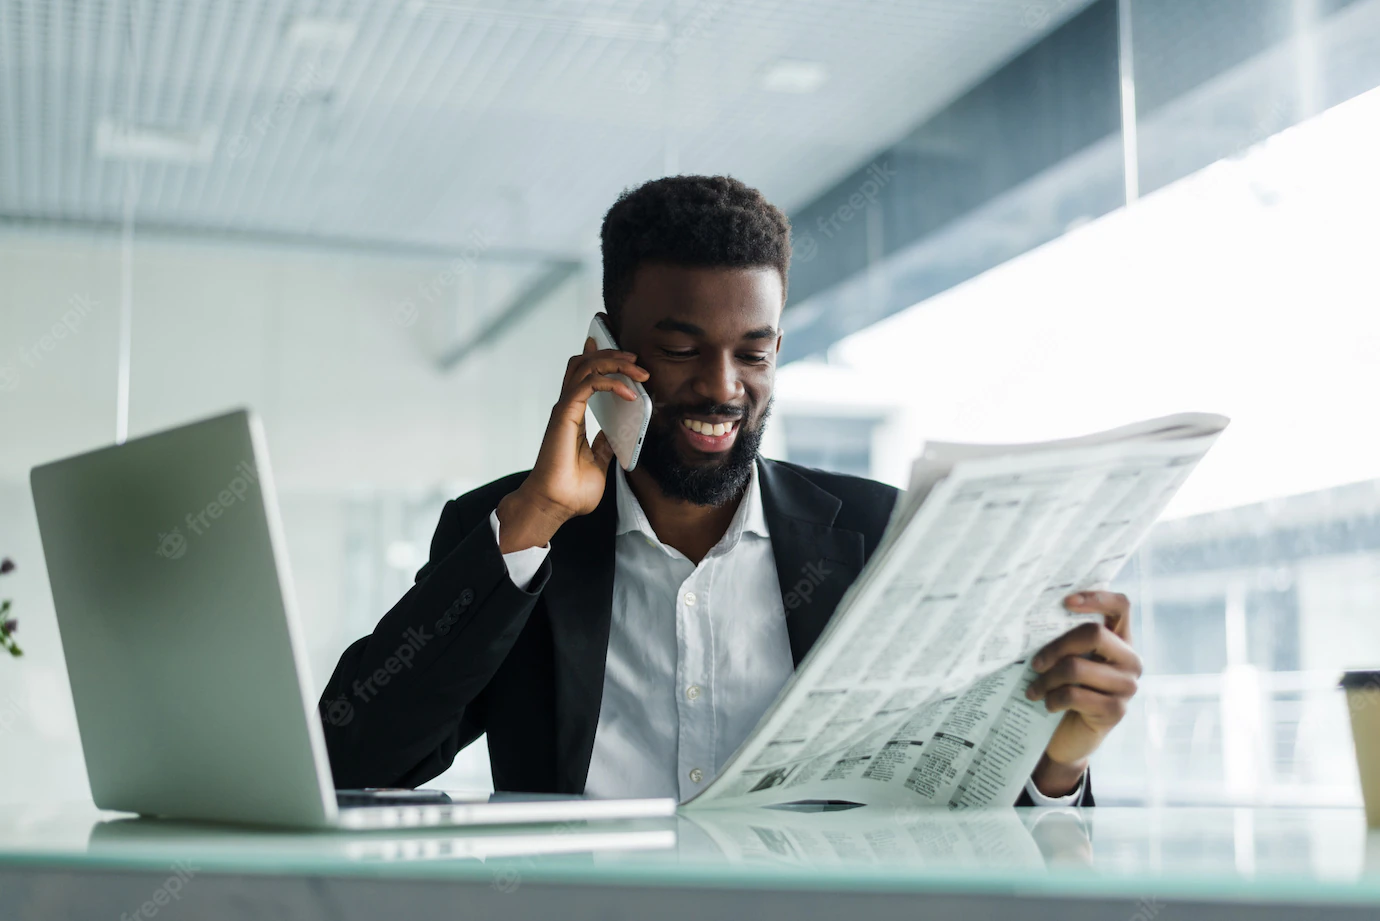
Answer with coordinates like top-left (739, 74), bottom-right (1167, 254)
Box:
top-left (30, 409), bottom-right (676, 830)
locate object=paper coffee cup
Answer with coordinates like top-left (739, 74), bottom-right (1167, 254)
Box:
top-left (1342, 670), bottom-right (1380, 827)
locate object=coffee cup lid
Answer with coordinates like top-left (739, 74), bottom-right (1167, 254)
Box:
top-left (1340, 670), bottom-right (1380, 689)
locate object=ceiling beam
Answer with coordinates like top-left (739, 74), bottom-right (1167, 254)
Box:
top-left (435, 259), bottom-right (583, 372)
top-left (0, 214), bottom-right (580, 265)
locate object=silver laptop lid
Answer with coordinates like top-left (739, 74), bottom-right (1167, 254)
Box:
top-left (31, 409), bottom-right (339, 828)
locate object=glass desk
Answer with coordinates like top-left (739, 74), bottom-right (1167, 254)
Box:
top-left (2, 802), bottom-right (1379, 920)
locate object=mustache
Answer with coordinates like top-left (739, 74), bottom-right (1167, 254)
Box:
top-left (652, 401), bottom-right (750, 420)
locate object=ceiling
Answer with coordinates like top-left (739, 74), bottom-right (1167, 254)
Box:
top-left (0, 0), bottom-right (1092, 258)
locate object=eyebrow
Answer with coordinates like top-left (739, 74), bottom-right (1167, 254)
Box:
top-left (652, 319), bottom-right (779, 341)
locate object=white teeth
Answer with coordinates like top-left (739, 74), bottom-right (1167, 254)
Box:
top-left (682, 419), bottom-right (736, 437)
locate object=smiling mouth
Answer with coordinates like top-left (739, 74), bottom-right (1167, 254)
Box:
top-left (678, 416), bottom-right (741, 453)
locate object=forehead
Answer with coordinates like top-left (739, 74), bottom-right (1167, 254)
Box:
top-left (622, 263), bottom-right (784, 333)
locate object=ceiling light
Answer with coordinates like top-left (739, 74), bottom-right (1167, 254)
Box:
top-left (761, 59), bottom-right (829, 94)
top-left (94, 119), bottom-right (219, 164)
top-left (285, 16), bottom-right (358, 53)
top-left (406, 1), bottom-right (668, 42)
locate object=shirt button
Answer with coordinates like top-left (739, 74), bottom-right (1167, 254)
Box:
top-left (683, 591), bottom-right (697, 606)
top-left (689, 768), bottom-right (704, 784)
top-left (686, 685), bottom-right (701, 701)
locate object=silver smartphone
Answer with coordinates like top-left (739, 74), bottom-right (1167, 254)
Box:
top-left (587, 315), bottom-right (653, 471)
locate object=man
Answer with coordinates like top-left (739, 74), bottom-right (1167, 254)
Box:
top-left (319, 175), bottom-right (1141, 805)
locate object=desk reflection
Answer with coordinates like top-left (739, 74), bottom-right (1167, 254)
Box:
top-left (85, 807), bottom-right (1092, 871)
top-left (674, 805), bottom-right (1092, 870)
top-left (86, 806), bottom-right (1092, 872)
top-left (86, 816), bottom-right (678, 864)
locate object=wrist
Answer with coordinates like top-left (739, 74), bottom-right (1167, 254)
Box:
top-left (1032, 753), bottom-right (1088, 798)
top-left (495, 488), bottom-right (569, 553)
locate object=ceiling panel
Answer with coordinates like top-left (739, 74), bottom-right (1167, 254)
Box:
top-left (0, 0), bottom-right (1094, 255)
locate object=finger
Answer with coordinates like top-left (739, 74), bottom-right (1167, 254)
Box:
top-left (1042, 685), bottom-right (1128, 722)
top-left (1064, 591), bottom-right (1132, 642)
top-left (568, 373), bottom-right (640, 405)
top-left (575, 370), bottom-right (641, 401)
top-left (1027, 656), bottom-right (1138, 701)
top-left (564, 352), bottom-right (585, 389)
top-left (590, 430), bottom-right (615, 468)
top-left (566, 359), bottom-right (648, 394)
top-left (565, 343), bottom-right (640, 392)
top-left (1032, 622), bottom-right (1142, 676)
top-left (550, 376), bottom-right (637, 428)
top-left (1033, 623), bottom-right (1141, 675)
top-left (573, 355), bottom-right (649, 381)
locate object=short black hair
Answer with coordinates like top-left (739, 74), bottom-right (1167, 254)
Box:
top-left (600, 175), bottom-right (792, 325)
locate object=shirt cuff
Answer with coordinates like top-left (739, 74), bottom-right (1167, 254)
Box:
top-left (488, 509), bottom-right (550, 591)
top-left (1024, 770), bottom-right (1086, 806)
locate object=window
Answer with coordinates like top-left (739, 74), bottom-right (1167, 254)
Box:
top-left (780, 416), bottom-right (879, 478)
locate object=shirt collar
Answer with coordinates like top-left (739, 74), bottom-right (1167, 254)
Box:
top-left (613, 460), bottom-right (770, 548)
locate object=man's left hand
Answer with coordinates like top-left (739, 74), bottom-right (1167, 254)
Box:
top-left (1025, 591), bottom-right (1142, 798)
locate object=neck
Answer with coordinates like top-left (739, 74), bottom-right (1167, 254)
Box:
top-left (626, 466), bottom-right (745, 564)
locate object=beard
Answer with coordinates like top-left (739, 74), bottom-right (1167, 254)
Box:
top-left (637, 397), bottom-right (773, 507)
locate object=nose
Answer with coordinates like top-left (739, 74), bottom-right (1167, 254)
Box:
top-left (691, 350), bottom-right (744, 408)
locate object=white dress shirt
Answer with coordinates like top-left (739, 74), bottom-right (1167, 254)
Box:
top-left (488, 461), bottom-right (1082, 805)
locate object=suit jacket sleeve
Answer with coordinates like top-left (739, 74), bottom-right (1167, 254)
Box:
top-left (318, 494), bottom-right (550, 788)
top-left (1013, 768), bottom-right (1095, 807)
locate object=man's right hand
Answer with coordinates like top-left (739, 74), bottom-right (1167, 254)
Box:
top-left (494, 337), bottom-right (650, 553)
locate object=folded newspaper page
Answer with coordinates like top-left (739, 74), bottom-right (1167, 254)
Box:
top-left (683, 412), bottom-right (1229, 810)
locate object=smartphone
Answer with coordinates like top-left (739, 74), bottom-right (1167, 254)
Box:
top-left (587, 315), bottom-right (653, 471)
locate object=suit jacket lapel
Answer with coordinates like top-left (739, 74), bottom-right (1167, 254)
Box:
top-left (758, 460), bottom-right (867, 666)
top-left (542, 465), bottom-right (618, 794)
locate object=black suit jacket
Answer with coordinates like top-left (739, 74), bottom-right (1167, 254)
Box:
top-left (319, 458), bottom-right (1092, 807)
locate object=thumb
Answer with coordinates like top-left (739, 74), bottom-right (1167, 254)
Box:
top-left (591, 430), bottom-right (616, 469)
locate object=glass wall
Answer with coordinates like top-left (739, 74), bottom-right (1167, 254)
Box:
top-left (775, 0), bottom-right (1380, 806)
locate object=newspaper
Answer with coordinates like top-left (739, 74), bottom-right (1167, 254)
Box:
top-left (683, 412), bottom-right (1229, 810)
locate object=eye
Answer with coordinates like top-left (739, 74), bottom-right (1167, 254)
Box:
top-left (661, 348), bottom-right (697, 359)
top-left (738, 353), bottom-right (771, 364)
